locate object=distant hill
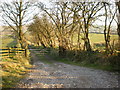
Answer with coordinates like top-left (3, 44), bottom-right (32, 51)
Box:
top-left (89, 25), bottom-right (117, 35)
top-left (0, 26), bottom-right (4, 31)
top-left (0, 25), bottom-right (28, 37)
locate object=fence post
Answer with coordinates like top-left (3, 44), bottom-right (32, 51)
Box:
top-left (25, 49), bottom-right (28, 57)
top-left (8, 47), bottom-right (10, 58)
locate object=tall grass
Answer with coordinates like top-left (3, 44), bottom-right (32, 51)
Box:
top-left (1, 53), bottom-right (32, 88)
top-left (1, 36), bottom-right (32, 88)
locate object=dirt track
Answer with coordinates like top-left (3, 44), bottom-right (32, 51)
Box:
top-left (17, 49), bottom-right (119, 88)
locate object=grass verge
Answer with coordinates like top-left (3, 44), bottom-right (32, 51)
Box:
top-left (1, 53), bottom-right (32, 88)
top-left (49, 56), bottom-right (114, 72)
top-left (34, 51), bottom-right (53, 64)
top-left (48, 50), bottom-right (120, 72)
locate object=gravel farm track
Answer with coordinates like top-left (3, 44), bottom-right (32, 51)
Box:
top-left (16, 49), bottom-right (119, 88)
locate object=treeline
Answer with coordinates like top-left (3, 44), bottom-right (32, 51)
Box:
top-left (1, 0), bottom-right (120, 71)
top-left (1, 0), bottom-right (119, 56)
top-left (28, 1), bottom-right (120, 56)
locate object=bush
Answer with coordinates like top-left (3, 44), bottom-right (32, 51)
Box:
top-left (108, 55), bottom-right (120, 71)
top-left (73, 51), bottom-right (101, 64)
top-left (49, 48), bottom-right (59, 58)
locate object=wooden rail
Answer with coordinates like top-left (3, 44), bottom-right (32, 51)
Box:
top-left (0, 47), bottom-right (28, 57)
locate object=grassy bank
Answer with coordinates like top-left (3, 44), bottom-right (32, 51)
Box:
top-left (1, 36), bottom-right (32, 88)
top-left (1, 53), bottom-right (32, 88)
top-left (47, 48), bottom-right (120, 72)
top-left (51, 57), bottom-right (115, 72)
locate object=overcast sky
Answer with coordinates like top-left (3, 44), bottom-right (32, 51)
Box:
top-left (0, 0), bottom-right (51, 25)
top-left (0, 0), bottom-right (118, 27)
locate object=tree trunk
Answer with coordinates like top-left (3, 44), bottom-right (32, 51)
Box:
top-left (116, 1), bottom-right (120, 51)
top-left (118, 24), bottom-right (120, 51)
top-left (84, 29), bottom-right (92, 51)
top-left (37, 34), bottom-right (46, 48)
top-left (58, 39), bottom-right (66, 57)
top-left (84, 38), bottom-right (92, 51)
top-left (59, 45), bottom-right (66, 57)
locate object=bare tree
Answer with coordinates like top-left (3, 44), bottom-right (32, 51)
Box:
top-left (115, 1), bottom-right (120, 52)
top-left (28, 16), bottom-right (46, 47)
top-left (28, 15), bottom-right (56, 48)
top-left (37, 2), bottom-right (77, 57)
top-left (1, 0), bottom-right (34, 49)
top-left (72, 2), bottom-right (104, 51)
top-left (103, 2), bottom-right (117, 54)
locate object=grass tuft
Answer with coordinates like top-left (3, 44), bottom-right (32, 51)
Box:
top-left (1, 53), bottom-right (32, 88)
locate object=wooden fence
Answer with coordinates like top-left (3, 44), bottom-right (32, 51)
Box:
top-left (0, 47), bottom-right (28, 58)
